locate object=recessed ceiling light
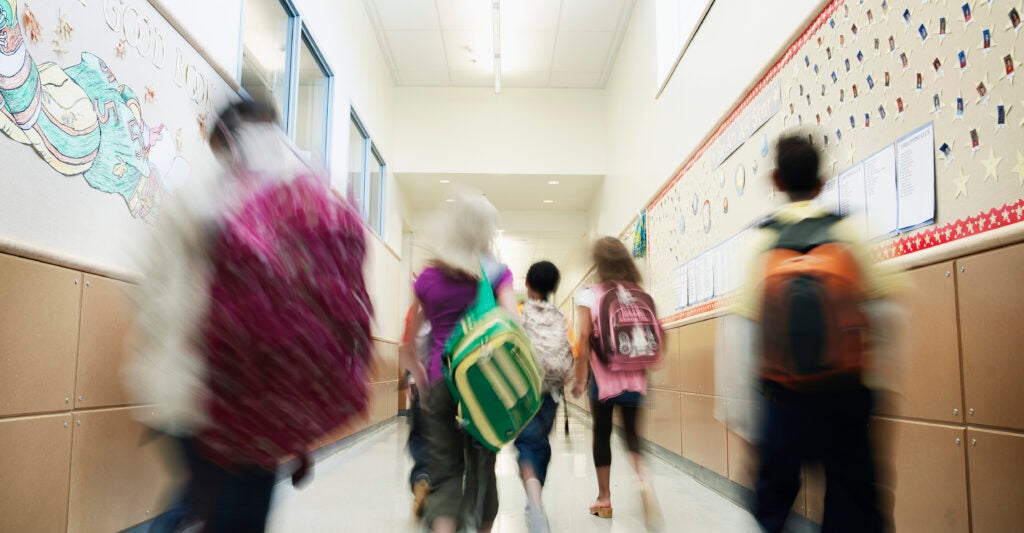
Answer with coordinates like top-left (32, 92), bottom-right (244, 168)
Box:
top-left (439, 179), bottom-right (451, 184)
top-left (445, 198), bottom-right (456, 203)
top-left (547, 180), bottom-right (560, 185)
top-left (543, 200), bottom-right (555, 204)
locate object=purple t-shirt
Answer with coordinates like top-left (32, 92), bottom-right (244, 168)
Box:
top-left (414, 265), bottom-right (513, 383)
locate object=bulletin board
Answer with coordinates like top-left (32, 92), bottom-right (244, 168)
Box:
top-left (647, 0), bottom-right (1024, 322)
top-left (0, 0), bottom-right (234, 273)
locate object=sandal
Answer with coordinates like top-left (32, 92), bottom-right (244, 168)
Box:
top-left (588, 501), bottom-right (613, 519)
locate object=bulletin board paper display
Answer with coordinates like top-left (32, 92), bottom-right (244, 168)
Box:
top-left (0, 0), bottom-right (234, 272)
top-left (647, 0), bottom-right (1024, 323)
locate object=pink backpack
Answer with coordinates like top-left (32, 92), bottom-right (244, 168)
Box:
top-left (199, 174), bottom-right (374, 469)
top-left (589, 282), bottom-right (664, 372)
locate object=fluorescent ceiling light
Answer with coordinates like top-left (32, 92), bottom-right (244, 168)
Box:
top-left (492, 0), bottom-right (501, 94)
top-left (547, 180), bottom-right (560, 185)
top-left (543, 200), bottom-right (554, 204)
top-left (439, 179), bottom-right (451, 184)
top-left (445, 198), bottom-right (456, 203)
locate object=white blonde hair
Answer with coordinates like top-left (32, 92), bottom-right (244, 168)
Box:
top-left (430, 193), bottom-right (499, 280)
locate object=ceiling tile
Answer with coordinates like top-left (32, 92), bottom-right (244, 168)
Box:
top-left (502, 0), bottom-right (562, 31)
top-left (551, 31), bottom-right (613, 71)
top-left (502, 71), bottom-right (550, 88)
top-left (386, 31), bottom-right (449, 71)
top-left (558, 0), bottom-right (625, 32)
top-left (502, 31), bottom-right (557, 72)
top-left (436, 0), bottom-right (492, 30)
top-left (549, 71), bottom-right (602, 88)
top-left (442, 30), bottom-right (495, 71)
top-left (372, 0), bottom-right (440, 30)
top-left (399, 71), bottom-right (452, 86)
top-left (449, 69), bottom-right (494, 86)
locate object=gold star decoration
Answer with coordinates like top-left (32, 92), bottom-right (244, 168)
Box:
top-left (22, 3), bottom-right (43, 44)
top-left (992, 101), bottom-right (1013, 131)
top-left (1014, 150), bottom-right (1024, 187)
top-left (976, 73), bottom-right (993, 106)
top-left (114, 39), bottom-right (127, 60)
top-left (1007, 1), bottom-right (1024, 32)
top-left (55, 10), bottom-right (74, 44)
top-left (953, 166), bottom-right (970, 198)
top-left (982, 148), bottom-right (1002, 181)
top-left (999, 46), bottom-right (1020, 85)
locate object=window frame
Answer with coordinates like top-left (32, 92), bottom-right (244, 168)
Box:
top-left (348, 107), bottom-right (387, 238)
top-left (293, 24), bottom-right (334, 168)
top-left (237, 0), bottom-right (334, 169)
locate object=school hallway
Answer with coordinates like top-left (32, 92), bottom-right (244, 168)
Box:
top-left (266, 412), bottom-right (759, 532)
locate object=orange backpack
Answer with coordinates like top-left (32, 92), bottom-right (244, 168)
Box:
top-left (758, 215), bottom-right (869, 392)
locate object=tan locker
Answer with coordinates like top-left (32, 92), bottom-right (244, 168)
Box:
top-left (637, 400), bottom-right (653, 442)
top-left (0, 254), bottom-right (81, 417)
top-left (67, 407), bottom-right (182, 533)
top-left (679, 319), bottom-right (717, 395)
top-left (803, 466), bottom-right (823, 521)
top-left (75, 275), bottom-right (134, 409)
top-left (873, 418), bottom-right (969, 532)
top-left (680, 393), bottom-right (727, 476)
top-left (967, 428), bottom-right (1024, 533)
top-left (0, 413), bottom-right (73, 533)
top-left (727, 429), bottom-right (756, 489)
top-left (648, 390), bottom-right (682, 455)
top-left (649, 327), bottom-right (681, 391)
top-left (958, 244), bottom-right (1024, 430)
top-left (875, 262), bottom-right (963, 422)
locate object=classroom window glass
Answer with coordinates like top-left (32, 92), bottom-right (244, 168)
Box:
top-left (241, 0), bottom-right (293, 127)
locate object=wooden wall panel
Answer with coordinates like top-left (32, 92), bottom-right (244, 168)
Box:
top-left (67, 407), bottom-right (182, 533)
top-left (876, 262), bottom-right (963, 422)
top-left (958, 244), bottom-right (1024, 430)
top-left (649, 327), bottom-right (681, 391)
top-left (967, 428), bottom-right (1024, 533)
top-left (875, 418), bottom-right (969, 533)
top-left (648, 390), bottom-right (681, 455)
top-left (0, 254), bottom-right (81, 417)
top-left (75, 275), bottom-right (134, 409)
top-left (680, 393), bottom-right (727, 476)
top-left (0, 413), bottom-right (73, 533)
top-left (679, 319), bottom-right (717, 395)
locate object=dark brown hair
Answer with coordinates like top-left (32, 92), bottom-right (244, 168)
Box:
top-left (593, 236), bottom-right (642, 284)
top-left (209, 99), bottom-right (278, 155)
top-left (774, 134), bottom-right (821, 196)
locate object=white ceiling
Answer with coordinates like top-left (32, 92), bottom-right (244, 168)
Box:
top-left (362, 0), bottom-right (637, 89)
top-left (396, 172), bottom-right (603, 211)
top-left (400, 172), bottom-right (601, 292)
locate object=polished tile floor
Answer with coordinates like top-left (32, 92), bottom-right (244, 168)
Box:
top-left (266, 414), bottom-right (759, 532)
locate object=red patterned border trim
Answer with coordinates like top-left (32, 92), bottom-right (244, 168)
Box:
top-left (871, 199), bottom-right (1024, 261)
top-left (649, 0), bottom-right (844, 208)
top-left (660, 295), bottom-right (736, 325)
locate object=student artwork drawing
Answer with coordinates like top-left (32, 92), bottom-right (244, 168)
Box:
top-left (0, 0), bottom-right (191, 222)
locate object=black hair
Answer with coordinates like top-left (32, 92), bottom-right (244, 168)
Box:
top-left (526, 261), bottom-right (561, 300)
top-left (774, 134), bottom-right (822, 197)
top-left (209, 98), bottom-right (279, 154)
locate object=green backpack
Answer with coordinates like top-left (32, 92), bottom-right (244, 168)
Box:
top-left (444, 264), bottom-right (544, 451)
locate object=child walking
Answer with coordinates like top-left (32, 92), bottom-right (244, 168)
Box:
top-left (515, 261), bottom-right (574, 533)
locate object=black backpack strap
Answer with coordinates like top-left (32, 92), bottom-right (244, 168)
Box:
top-left (767, 214), bottom-right (844, 253)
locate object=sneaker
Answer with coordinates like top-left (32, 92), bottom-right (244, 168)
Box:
top-left (525, 503), bottom-right (550, 533)
top-left (412, 479), bottom-right (430, 520)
